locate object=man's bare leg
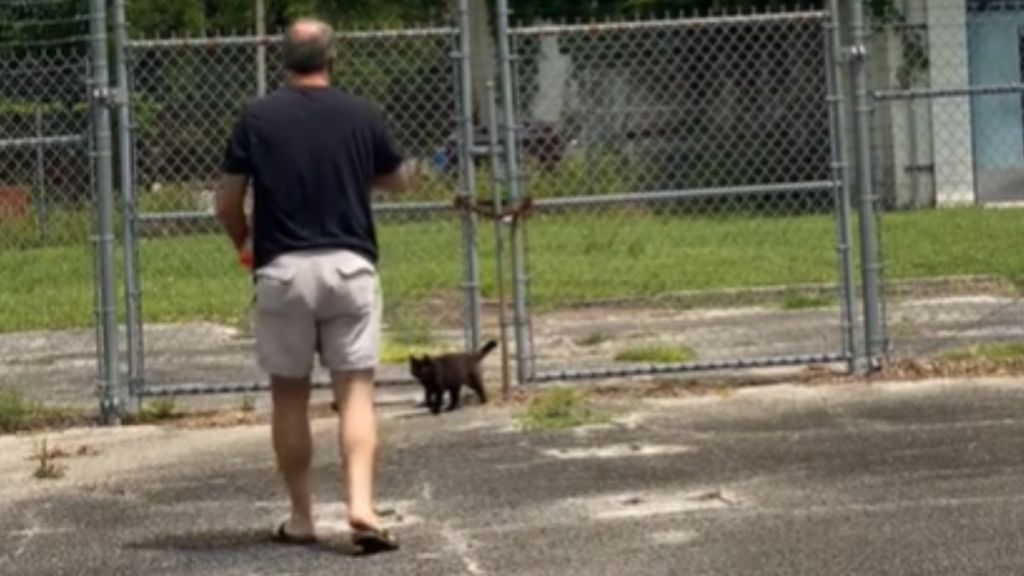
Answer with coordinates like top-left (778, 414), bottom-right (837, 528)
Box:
top-left (271, 375), bottom-right (315, 539)
top-left (332, 369), bottom-right (383, 531)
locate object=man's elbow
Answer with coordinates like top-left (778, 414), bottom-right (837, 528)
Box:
top-left (214, 202), bottom-right (234, 225)
top-left (216, 174), bottom-right (248, 220)
top-left (374, 159), bottom-right (418, 194)
top-left (374, 173), bottom-right (408, 194)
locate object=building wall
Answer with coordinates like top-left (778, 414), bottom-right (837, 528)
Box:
top-left (926, 0), bottom-right (977, 205)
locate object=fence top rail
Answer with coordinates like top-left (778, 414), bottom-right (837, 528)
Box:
top-left (510, 10), bottom-right (827, 37)
top-left (126, 26), bottom-right (457, 49)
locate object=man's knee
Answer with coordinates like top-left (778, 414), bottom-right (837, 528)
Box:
top-left (271, 375), bottom-right (313, 406)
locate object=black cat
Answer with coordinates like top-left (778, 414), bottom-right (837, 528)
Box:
top-left (409, 340), bottom-right (497, 414)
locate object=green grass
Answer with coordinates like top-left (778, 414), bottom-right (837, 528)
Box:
top-left (2, 206), bottom-right (1023, 334)
top-left (780, 294), bottom-right (836, 311)
top-left (0, 391), bottom-right (32, 433)
top-left (0, 391), bottom-right (87, 434)
top-left (614, 345), bottom-right (697, 364)
top-left (123, 397), bottom-right (182, 424)
top-left (939, 343), bottom-right (1024, 363)
top-left (518, 388), bottom-right (610, 432)
top-left (380, 340), bottom-right (459, 364)
top-left (142, 397), bottom-right (179, 421)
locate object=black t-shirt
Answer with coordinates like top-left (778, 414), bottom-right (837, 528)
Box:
top-left (222, 85), bottom-right (404, 270)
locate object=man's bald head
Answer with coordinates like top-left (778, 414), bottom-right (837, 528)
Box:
top-left (283, 18), bottom-right (336, 75)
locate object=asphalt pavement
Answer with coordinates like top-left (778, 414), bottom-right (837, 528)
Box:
top-left (1, 377), bottom-right (1022, 575)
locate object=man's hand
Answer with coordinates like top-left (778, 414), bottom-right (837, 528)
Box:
top-left (238, 245), bottom-right (254, 270)
top-left (374, 159), bottom-right (421, 194)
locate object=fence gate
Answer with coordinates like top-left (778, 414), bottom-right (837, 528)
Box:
top-left (125, 27), bottom-right (478, 396)
top-left (501, 10), bottom-right (858, 383)
top-left (0, 43), bottom-right (102, 408)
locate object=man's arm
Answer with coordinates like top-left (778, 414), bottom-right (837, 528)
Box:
top-left (369, 107), bottom-right (420, 194)
top-left (219, 107), bottom-right (253, 255)
top-left (373, 158), bottom-right (420, 194)
top-left (215, 173), bottom-right (250, 252)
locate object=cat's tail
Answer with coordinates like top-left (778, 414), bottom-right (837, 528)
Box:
top-left (476, 339), bottom-right (499, 361)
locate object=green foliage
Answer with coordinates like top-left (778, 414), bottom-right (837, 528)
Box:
top-left (518, 388), bottom-right (609, 431)
top-left (0, 390), bottom-right (31, 433)
top-left (0, 0), bottom-right (88, 50)
top-left (0, 207), bottom-right (95, 249)
top-left (524, 151), bottom-right (631, 199)
top-left (614, 345), bottom-right (697, 364)
top-left (126, 0), bottom-right (452, 37)
top-left (136, 185), bottom-right (203, 213)
top-left (140, 397), bottom-right (179, 422)
top-left (127, 0), bottom-right (207, 37)
top-left (505, 0), bottom-right (817, 22)
top-left (781, 294), bottom-right (836, 311)
top-left (868, 0), bottom-right (929, 88)
top-left (940, 343), bottom-right (1024, 363)
top-left (0, 391), bottom-right (84, 434)
top-left (1, 0), bottom-right (919, 45)
top-left (386, 312), bottom-right (437, 347)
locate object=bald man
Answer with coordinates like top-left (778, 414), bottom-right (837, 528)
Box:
top-left (216, 17), bottom-right (417, 554)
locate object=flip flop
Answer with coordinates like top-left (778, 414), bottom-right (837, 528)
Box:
top-left (272, 522), bottom-right (318, 546)
top-left (351, 525), bottom-right (400, 555)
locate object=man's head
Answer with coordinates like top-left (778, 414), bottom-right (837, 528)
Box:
top-left (282, 18), bottom-right (336, 81)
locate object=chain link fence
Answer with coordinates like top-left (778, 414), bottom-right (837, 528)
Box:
top-left (11, 1), bottom-right (1024, 415)
top-left (502, 10), bottom-right (856, 382)
top-left (869, 0), bottom-right (1024, 367)
top-left (0, 0), bottom-right (102, 409)
top-left (125, 27), bottom-right (474, 395)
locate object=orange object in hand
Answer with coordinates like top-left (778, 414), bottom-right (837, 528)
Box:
top-left (239, 248), bottom-right (254, 270)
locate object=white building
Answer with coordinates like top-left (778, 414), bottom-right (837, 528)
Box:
top-left (873, 0), bottom-right (1024, 207)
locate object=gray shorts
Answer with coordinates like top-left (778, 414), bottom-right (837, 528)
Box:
top-left (253, 248), bottom-right (382, 378)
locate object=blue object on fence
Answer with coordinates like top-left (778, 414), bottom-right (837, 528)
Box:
top-left (432, 148), bottom-right (448, 173)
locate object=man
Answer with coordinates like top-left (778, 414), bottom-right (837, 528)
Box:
top-left (216, 17), bottom-right (418, 554)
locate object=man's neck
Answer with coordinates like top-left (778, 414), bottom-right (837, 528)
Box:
top-left (289, 73), bottom-right (331, 88)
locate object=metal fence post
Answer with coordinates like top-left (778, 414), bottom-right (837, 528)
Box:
top-left (494, 0), bottom-right (531, 385)
top-left (255, 0), bottom-right (267, 97)
top-left (456, 0), bottom-right (482, 354)
top-left (88, 0), bottom-right (123, 423)
top-left (33, 106), bottom-right (48, 244)
top-left (113, 0), bottom-right (143, 410)
top-left (487, 81), bottom-right (513, 400)
top-left (826, 1), bottom-right (859, 374)
top-left (847, 0), bottom-right (885, 371)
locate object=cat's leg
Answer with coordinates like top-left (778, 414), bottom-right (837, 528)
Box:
top-left (468, 369), bottom-right (487, 404)
top-left (447, 385), bottom-right (462, 412)
top-left (428, 387), bottom-right (444, 415)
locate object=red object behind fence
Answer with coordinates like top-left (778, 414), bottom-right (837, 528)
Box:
top-left (0, 187), bottom-right (29, 220)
